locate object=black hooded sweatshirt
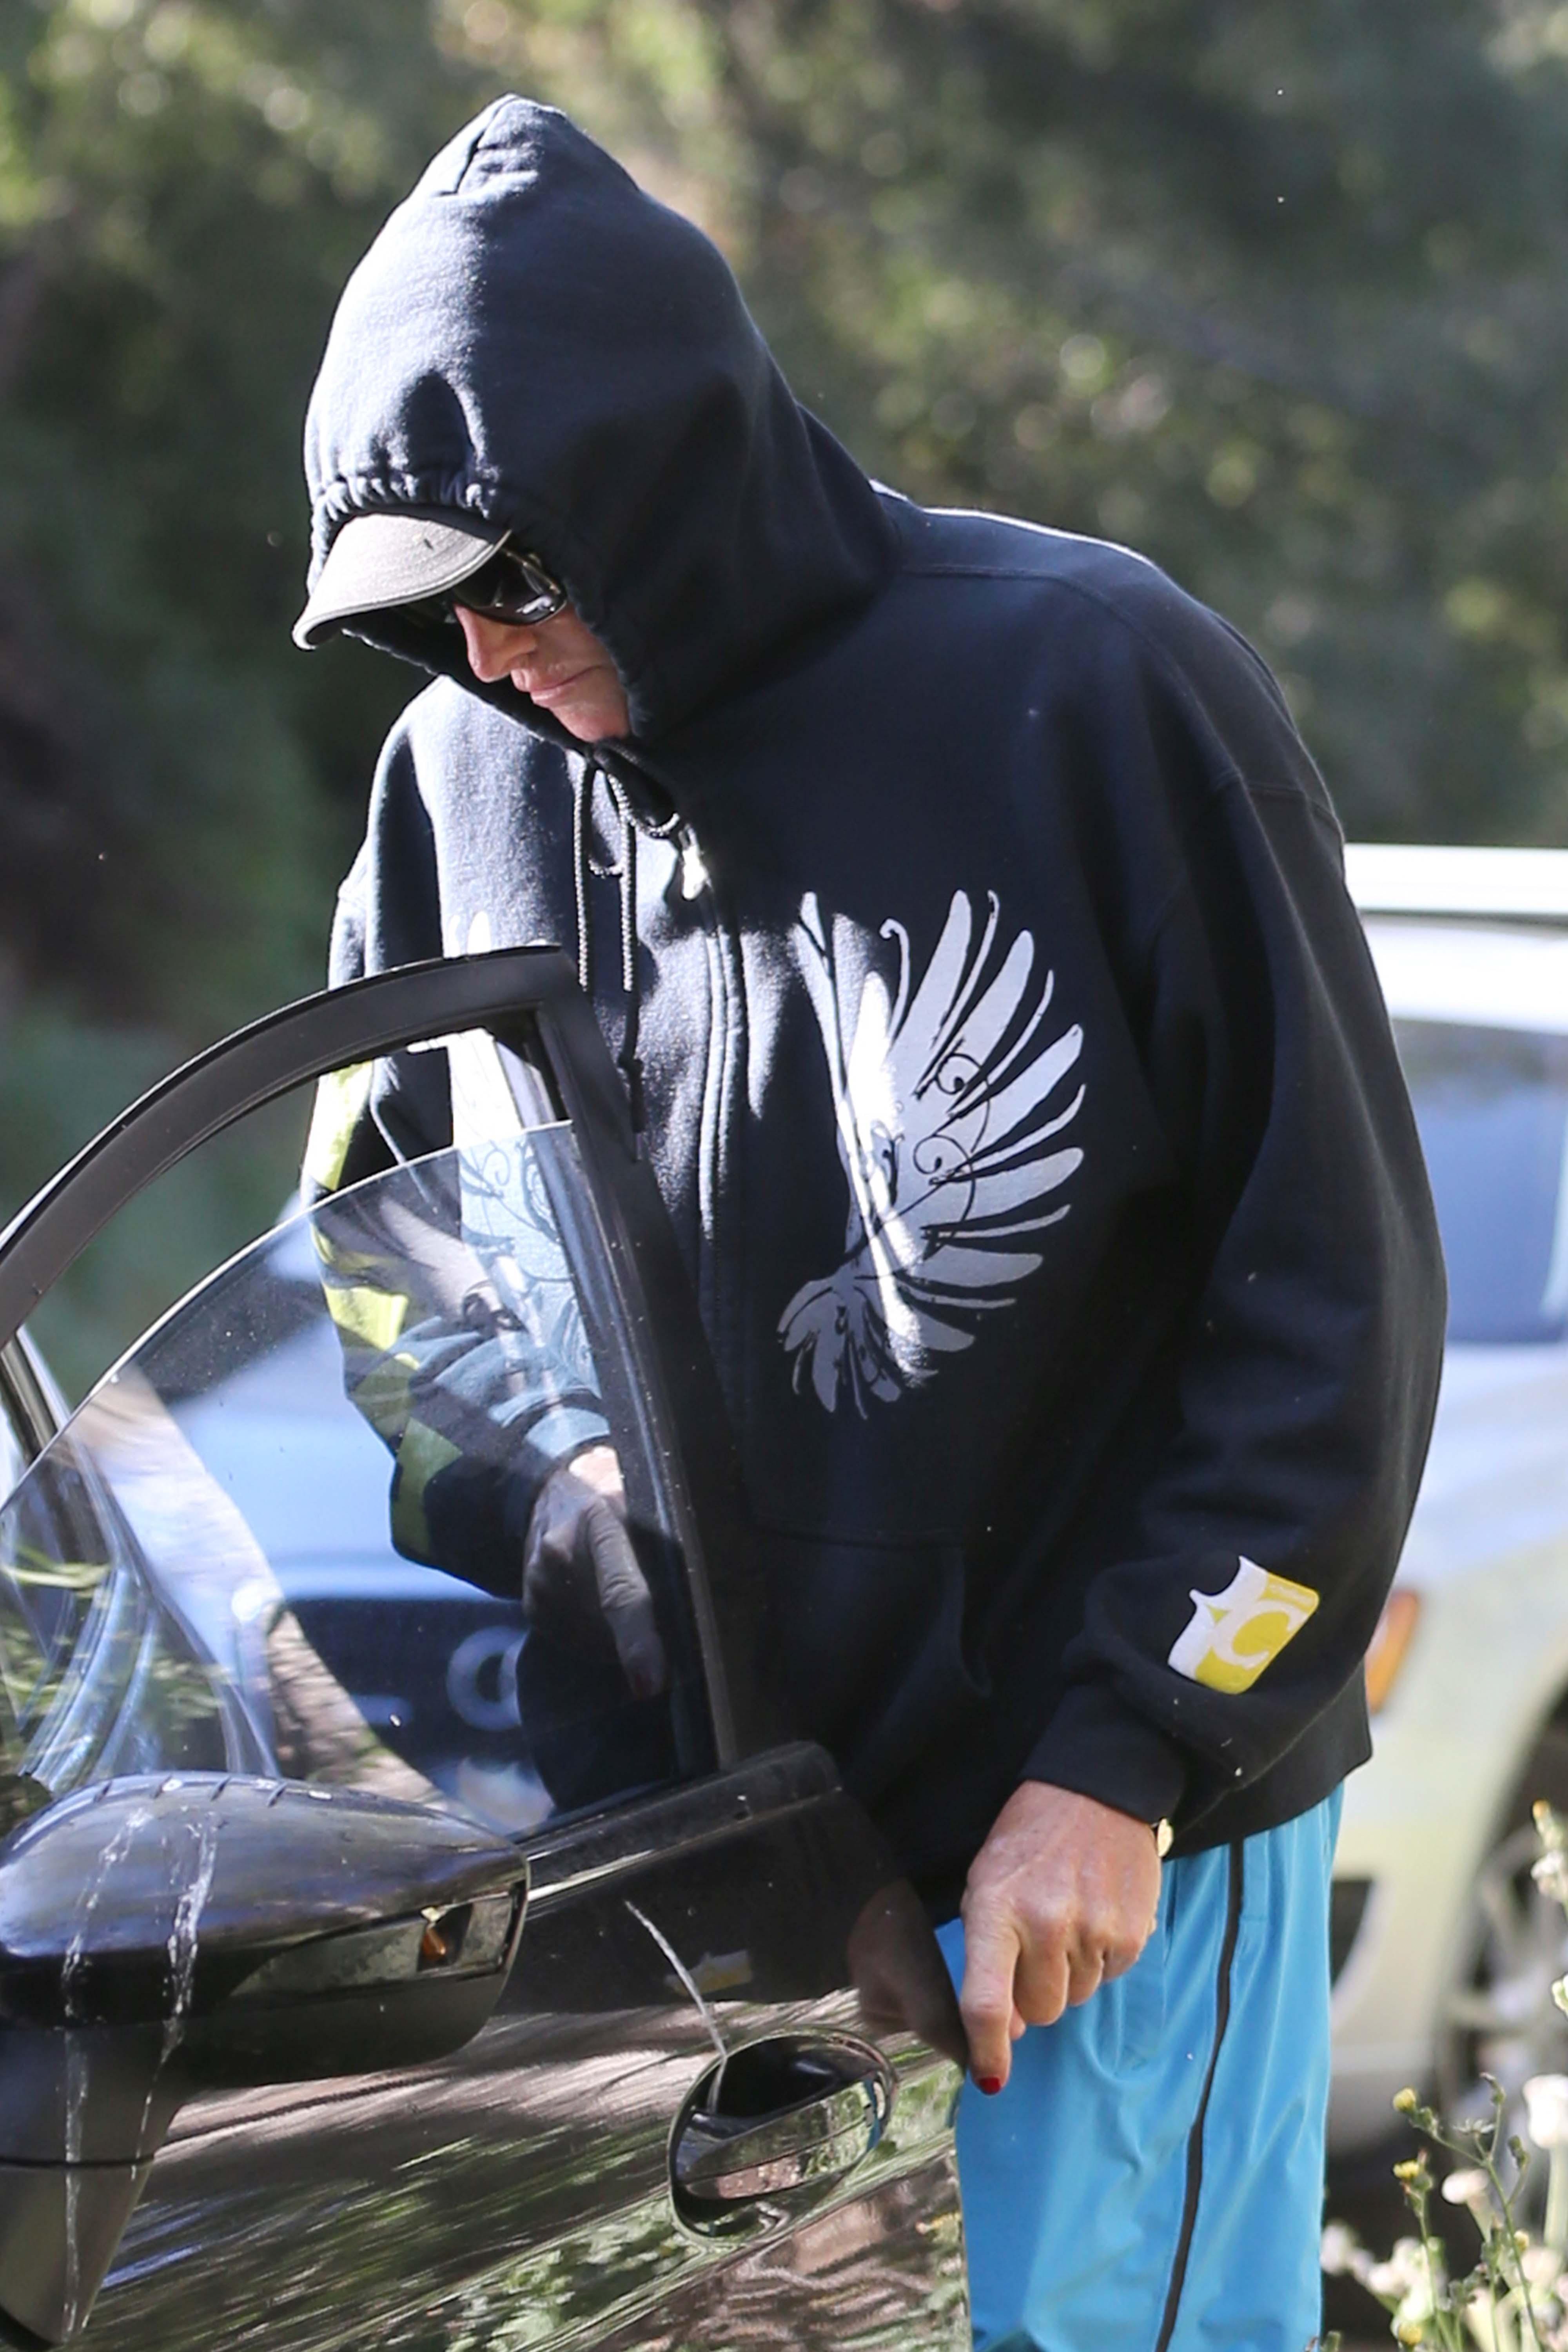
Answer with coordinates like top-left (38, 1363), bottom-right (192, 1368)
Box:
top-left (299, 96), bottom-right (1445, 1906)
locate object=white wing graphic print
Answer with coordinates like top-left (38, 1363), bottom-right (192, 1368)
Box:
top-left (779, 889), bottom-right (1086, 1414)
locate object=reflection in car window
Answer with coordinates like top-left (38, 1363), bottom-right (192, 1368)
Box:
top-left (1396, 1019), bottom-right (1568, 1343)
top-left (0, 1435), bottom-right (234, 1810)
top-left (0, 1388), bottom-right (23, 1509)
top-left (0, 1127), bottom-right (711, 1833)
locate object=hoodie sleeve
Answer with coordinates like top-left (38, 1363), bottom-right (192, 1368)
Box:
top-left (1022, 613), bottom-right (1445, 1835)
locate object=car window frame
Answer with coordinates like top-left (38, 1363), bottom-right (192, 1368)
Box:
top-left (0, 1361), bottom-right (29, 1506)
top-left (0, 1333), bottom-right (61, 1484)
top-left (0, 948), bottom-right (772, 1784)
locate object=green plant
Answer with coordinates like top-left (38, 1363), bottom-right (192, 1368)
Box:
top-left (1323, 1802), bottom-right (1568, 2349)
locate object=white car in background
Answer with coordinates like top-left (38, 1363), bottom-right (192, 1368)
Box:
top-left (1333, 843), bottom-right (1568, 2171)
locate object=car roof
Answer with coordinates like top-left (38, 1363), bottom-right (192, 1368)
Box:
top-left (1347, 842), bottom-right (1568, 924)
top-left (1347, 844), bottom-right (1568, 1033)
top-left (1365, 920), bottom-right (1568, 1033)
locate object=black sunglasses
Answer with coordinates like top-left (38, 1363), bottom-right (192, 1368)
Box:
top-left (408, 543), bottom-right (570, 632)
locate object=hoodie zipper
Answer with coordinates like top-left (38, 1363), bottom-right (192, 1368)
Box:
top-left (662, 813), bottom-right (744, 1403)
top-left (680, 819), bottom-right (731, 1356)
top-left (588, 763), bottom-right (740, 1395)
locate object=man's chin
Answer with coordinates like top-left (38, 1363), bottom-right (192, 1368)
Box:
top-left (512, 678), bottom-right (624, 740)
top-left (551, 701), bottom-right (626, 742)
top-left (555, 706), bottom-right (619, 742)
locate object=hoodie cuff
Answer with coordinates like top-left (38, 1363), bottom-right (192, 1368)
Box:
top-left (1023, 1681), bottom-right (1189, 1828)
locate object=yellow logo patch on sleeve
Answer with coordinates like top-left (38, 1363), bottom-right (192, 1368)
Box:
top-left (1167, 1557), bottom-right (1320, 1695)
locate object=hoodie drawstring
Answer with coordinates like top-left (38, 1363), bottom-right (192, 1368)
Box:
top-left (572, 757), bottom-right (596, 997)
top-left (572, 755), bottom-right (683, 1145)
top-left (615, 809), bottom-right (644, 1136)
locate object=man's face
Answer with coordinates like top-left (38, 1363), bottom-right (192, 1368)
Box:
top-left (454, 604), bottom-right (630, 742)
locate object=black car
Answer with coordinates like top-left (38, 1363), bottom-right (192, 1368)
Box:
top-left (0, 950), bottom-right (968, 2348)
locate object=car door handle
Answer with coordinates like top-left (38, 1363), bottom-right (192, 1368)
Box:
top-left (670, 2033), bottom-right (895, 2215)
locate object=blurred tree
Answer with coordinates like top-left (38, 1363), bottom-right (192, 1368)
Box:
top-left (710, 0), bottom-right (1568, 848)
top-left (4, 0), bottom-right (1568, 1378)
top-left (0, 0), bottom-right (493, 1382)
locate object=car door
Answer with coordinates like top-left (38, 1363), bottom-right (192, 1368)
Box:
top-left (0, 948), bottom-right (969, 2352)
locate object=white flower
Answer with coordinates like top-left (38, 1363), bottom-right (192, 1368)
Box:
top-left (1526, 2075), bottom-right (1568, 2149)
top-left (1369, 2238), bottom-right (1430, 2301)
top-left (1394, 2278), bottom-right (1438, 2329)
top-left (1321, 2222), bottom-right (1360, 2276)
top-left (1534, 1850), bottom-right (1568, 1909)
top-left (1321, 2219), bottom-right (1376, 2285)
top-left (1523, 2243), bottom-right (1562, 2290)
top-left (1441, 2166), bottom-right (1495, 2219)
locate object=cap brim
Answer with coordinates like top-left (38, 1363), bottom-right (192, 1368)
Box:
top-left (292, 512), bottom-right (506, 649)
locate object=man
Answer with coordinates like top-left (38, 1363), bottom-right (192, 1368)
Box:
top-left (292, 96), bottom-right (1444, 2351)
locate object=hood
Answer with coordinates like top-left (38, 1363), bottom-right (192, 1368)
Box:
top-left (301, 97), bottom-right (895, 745)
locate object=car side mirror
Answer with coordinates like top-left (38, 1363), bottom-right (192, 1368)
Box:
top-left (0, 1773), bottom-right (528, 2345)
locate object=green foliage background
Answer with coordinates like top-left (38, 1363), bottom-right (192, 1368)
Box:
top-left (4, 0), bottom-right (1568, 1388)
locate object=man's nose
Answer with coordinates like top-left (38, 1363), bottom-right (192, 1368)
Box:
top-left (456, 607), bottom-right (537, 682)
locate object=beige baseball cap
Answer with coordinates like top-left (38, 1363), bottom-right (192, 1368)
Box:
top-left (293, 511), bottom-right (506, 648)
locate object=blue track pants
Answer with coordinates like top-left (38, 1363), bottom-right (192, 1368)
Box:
top-left (937, 1791), bottom-right (1340, 2352)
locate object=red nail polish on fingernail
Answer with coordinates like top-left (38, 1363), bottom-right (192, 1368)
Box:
top-left (976, 2075), bottom-right (1004, 2096)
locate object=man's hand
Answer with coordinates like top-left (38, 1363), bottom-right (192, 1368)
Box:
top-left (959, 1781), bottom-right (1163, 2093)
top-left (522, 1444), bottom-right (668, 1700)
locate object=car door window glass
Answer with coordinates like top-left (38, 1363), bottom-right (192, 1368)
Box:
top-left (0, 1122), bottom-right (711, 1835)
top-left (1397, 1018), bottom-right (1568, 1343)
